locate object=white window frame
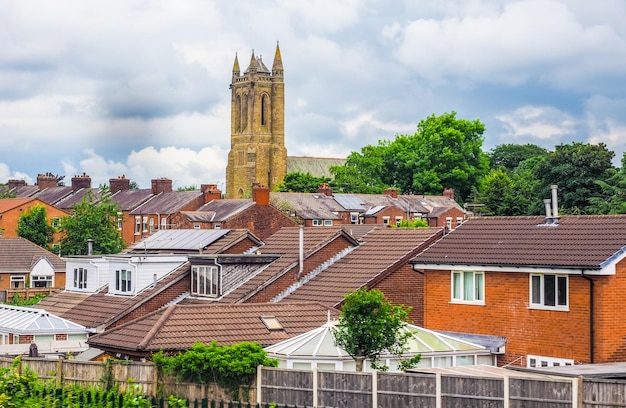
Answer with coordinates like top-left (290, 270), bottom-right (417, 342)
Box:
top-left (10, 275), bottom-right (25, 289)
top-left (527, 354), bottom-right (574, 368)
top-left (51, 217), bottom-right (61, 228)
top-left (456, 217), bottom-right (463, 226)
top-left (191, 265), bottom-right (220, 297)
top-left (74, 267), bottom-right (88, 289)
top-left (31, 275), bottom-right (53, 288)
top-left (134, 216), bottom-right (141, 235)
top-left (161, 217), bottom-right (167, 230)
top-left (115, 269), bottom-right (132, 293)
top-left (529, 274), bottom-right (568, 310)
top-left (382, 216), bottom-right (390, 225)
top-left (312, 219), bottom-right (322, 226)
top-left (395, 216), bottom-right (403, 227)
top-left (117, 212), bottom-right (123, 230)
top-left (350, 212), bottom-right (360, 225)
top-left (324, 220), bottom-right (333, 226)
top-left (142, 216), bottom-right (148, 232)
top-left (214, 223), bottom-right (221, 230)
top-left (446, 217), bottom-right (453, 230)
top-left (194, 223), bottom-right (201, 230)
top-left (451, 271), bottom-right (484, 304)
top-left (149, 218), bottom-right (155, 232)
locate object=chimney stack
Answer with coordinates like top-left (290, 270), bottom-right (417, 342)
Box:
top-left (71, 173), bottom-right (92, 191)
top-left (151, 178), bottom-right (173, 195)
top-left (551, 185), bottom-right (559, 221)
top-left (202, 184), bottom-right (222, 203)
top-left (7, 180), bottom-right (26, 190)
top-left (36, 173), bottom-right (58, 191)
top-left (109, 175), bottom-right (131, 193)
top-left (252, 182), bottom-right (270, 206)
top-left (384, 188), bottom-right (398, 199)
top-left (443, 188), bottom-right (455, 200)
top-left (544, 199), bottom-right (552, 221)
top-left (318, 183), bottom-right (333, 196)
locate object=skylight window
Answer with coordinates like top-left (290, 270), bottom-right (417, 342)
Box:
top-left (261, 316), bottom-right (283, 331)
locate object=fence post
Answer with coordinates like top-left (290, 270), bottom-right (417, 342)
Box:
top-left (503, 374), bottom-right (509, 408)
top-left (256, 365), bottom-right (262, 405)
top-left (572, 376), bottom-right (582, 408)
top-left (435, 372), bottom-right (441, 408)
top-left (56, 358), bottom-right (63, 388)
top-left (312, 367), bottom-right (318, 408)
top-left (371, 370), bottom-right (377, 408)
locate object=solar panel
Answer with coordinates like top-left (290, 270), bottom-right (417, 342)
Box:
top-left (334, 194), bottom-right (365, 210)
top-left (139, 229), bottom-right (230, 250)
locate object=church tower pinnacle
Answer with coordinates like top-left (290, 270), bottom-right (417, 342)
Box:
top-left (225, 44), bottom-right (287, 198)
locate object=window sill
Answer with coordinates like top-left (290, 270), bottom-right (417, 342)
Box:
top-left (528, 305), bottom-right (569, 312)
top-left (449, 300), bottom-right (485, 306)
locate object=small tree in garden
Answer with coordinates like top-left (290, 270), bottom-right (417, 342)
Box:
top-left (17, 205), bottom-right (56, 249)
top-left (333, 288), bottom-right (420, 371)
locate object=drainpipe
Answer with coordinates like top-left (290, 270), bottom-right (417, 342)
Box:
top-left (551, 185), bottom-right (559, 223)
top-left (297, 225), bottom-right (304, 281)
top-left (581, 270), bottom-right (594, 363)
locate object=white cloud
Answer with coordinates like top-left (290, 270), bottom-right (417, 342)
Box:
top-left (0, 163), bottom-right (32, 184)
top-left (496, 105), bottom-right (576, 140)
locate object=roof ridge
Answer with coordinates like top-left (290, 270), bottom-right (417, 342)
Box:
top-left (138, 304), bottom-right (177, 350)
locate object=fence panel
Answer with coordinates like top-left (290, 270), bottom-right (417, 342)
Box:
top-left (509, 377), bottom-right (572, 408)
top-left (62, 359), bottom-right (103, 388)
top-left (318, 370), bottom-right (372, 408)
top-left (260, 367), bottom-right (313, 406)
top-left (441, 375), bottom-right (504, 408)
top-left (583, 378), bottom-right (626, 408)
top-left (378, 371), bottom-right (436, 408)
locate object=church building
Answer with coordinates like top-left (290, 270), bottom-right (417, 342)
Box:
top-left (226, 44), bottom-right (287, 198)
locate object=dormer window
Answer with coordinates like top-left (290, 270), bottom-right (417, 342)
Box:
top-left (191, 264), bottom-right (220, 297)
top-left (115, 269), bottom-right (132, 293)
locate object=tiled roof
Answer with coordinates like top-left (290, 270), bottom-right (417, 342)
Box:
top-left (0, 237), bottom-right (66, 272)
top-left (0, 197), bottom-right (37, 212)
top-left (270, 192), bottom-right (344, 220)
top-left (280, 227), bottom-right (443, 306)
top-left (411, 215), bottom-right (626, 269)
top-left (10, 185), bottom-right (40, 198)
top-left (130, 191), bottom-right (203, 215)
top-left (87, 302), bottom-right (340, 352)
top-left (31, 186), bottom-right (75, 205)
top-left (50, 188), bottom-right (101, 210)
top-left (195, 199), bottom-right (254, 221)
top-left (125, 229), bottom-right (262, 255)
top-left (218, 227), bottom-right (359, 303)
top-left (287, 156), bottom-right (346, 178)
top-left (111, 189), bottom-right (154, 211)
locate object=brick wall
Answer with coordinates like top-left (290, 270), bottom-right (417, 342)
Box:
top-left (593, 259), bottom-right (626, 362)
top-left (223, 205), bottom-right (297, 240)
top-left (424, 269), bottom-right (593, 365)
top-left (372, 264), bottom-right (425, 326)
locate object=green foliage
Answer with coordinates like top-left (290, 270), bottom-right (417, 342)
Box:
top-left (391, 219), bottom-right (429, 228)
top-left (58, 187), bottom-right (125, 255)
top-left (533, 142), bottom-right (616, 214)
top-left (489, 143), bottom-right (549, 171)
top-left (7, 293), bottom-right (47, 307)
top-left (176, 185), bottom-right (198, 191)
top-left (333, 288), bottom-right (419, 371)
top-left (276, 172), bottom-right (331, 192)
top-left (331, 112), bottom-right (488, 201)
top-left (0, 186), bottom-right (17, 199)
top-left (16, 205), bottom-right (56, 249)
top-left (153, 341), bottom-right (278, 400)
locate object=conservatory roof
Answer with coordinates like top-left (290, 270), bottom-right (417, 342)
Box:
top-left (264, 320), bottom-right (489, 359)
top-left (0, 304), bottom-right (91, 335)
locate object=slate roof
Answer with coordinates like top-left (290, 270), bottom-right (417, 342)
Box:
top-left (271, 192), bottom-right (344, 220)
top-left (86, 302), bottom-right (340, 352)
top-left (54, 188), bottom-right (102, 211)
top-left (111, 189), bottom-right (154, 211)
top-left (278, 227), bottom-right (443, 306)
top-left (215, 227), bottom-right (360, 303)
top-left (193, 199), bottom-right (254, 221)
top-left (130, 191), bottom-right (203, 215)
top-left (286, 156), bottom-right (346, 178)
top-left (0, 237), bottom-right (66, 272)
top-left (31, 186), bottom-right (75, 205)
top-left (411, 215), bottom-right (626, 270)
top-left (125, 229), bottom-right (262, 255)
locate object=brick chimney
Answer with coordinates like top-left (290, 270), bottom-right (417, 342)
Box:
top-left (36, 173), bottom-right (58, 190)
top-left (384, 188), bottom-right (398, 199)
top-left (252, 182), bottom-right (270, 206)
top-left (202, 184), bottom-right (222, 203)
top-left (443, 188), bottom-right (455, 200)
top-left (318, 183), bottom-right (333, 196)
top-left (151, 178), bottom-right (173, 195)
top-left (8, 180), bottom-right (26, 189)
top-left (71, 173), bottom-right (92, 191)
top-left (109, 175), bottom-right (131, 193)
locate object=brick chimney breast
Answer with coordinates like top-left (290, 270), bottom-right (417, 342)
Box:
top-left (37, 172), bottom-right (58, 190)
top-left (384, 188), bottom-right (398, 199)
top-left (109, 175), bottom-right (131, 193)
top-left (318, 183), bottom-right (333, 196)
top-left (443, 188), bottom-right (454, 200)
top-left (8, 180), bottom-right (26, 189)
top-left (151, 178), bottom-right (173, 195)
top-left (71, 173), bottom-right (92, 191)
top-left (202, 184), bottom-right (222, 203)
top-left (252, 183), bottom-right (270, 206)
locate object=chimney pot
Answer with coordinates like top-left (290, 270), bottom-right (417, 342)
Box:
top-left (252, 183), bottom-right (270, 205)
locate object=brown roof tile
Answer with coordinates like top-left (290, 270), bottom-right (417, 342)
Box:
top-left (0, 237), bottom-right (66, 272)
top-left (130, 191), bottom-right (203, 215)
top-left (411, 215), bottom-right (626, 269)
top-left (281, 227), bottom-right (443, 306)
top-left (87, 302), bottom-right (339, 352)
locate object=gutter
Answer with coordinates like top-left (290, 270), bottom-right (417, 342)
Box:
top-left (580, 270), bottom-right (594, 363)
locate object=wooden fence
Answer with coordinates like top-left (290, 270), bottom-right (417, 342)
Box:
top-left (5, 357), bottom-right (626, 407)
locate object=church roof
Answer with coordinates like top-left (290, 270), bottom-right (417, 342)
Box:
top-left (287, 156), bottom-right (347, 179)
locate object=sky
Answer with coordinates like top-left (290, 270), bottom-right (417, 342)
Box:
top-left (2, 0), bottom-right (626, 191)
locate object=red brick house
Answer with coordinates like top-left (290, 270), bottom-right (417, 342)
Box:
top-left (0, 237), bottom-right (66, 290)
top-left (0, 198), bottom-right (69, 244)
top-left (410, 215), bottom-right (626, 368)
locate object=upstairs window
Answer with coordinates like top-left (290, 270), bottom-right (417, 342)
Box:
top-left (446, 217), bottom-right (453, 230)
top-left (134, 217), bottom-right (141, 235)
top-left (74, 268), bottom-right (88, 289)
top-left (51, 217), bottom-right (61, 228)
top-left (350, 212), bottom-right (360, 225)
top-left (312, 219), bottom-right (322, 226)
top-left (451, 271), bottom-right (484, 304)
top-left (191, 265), bottom-right (220, 297)
top-left (117, 212), bottom-right (123, 230)
top-left (530, 274), bottom-right (568, 309)
top-left (324, 220), bottom-right (333, 226)
top-left (115, 269), bottom-right (132, 293)
top-left (142, 216), bottom-right (148, 232)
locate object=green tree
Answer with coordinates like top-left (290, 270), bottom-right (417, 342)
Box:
top-left (534, 142), bottom-right (615, 214)
top-left (330, 112), bottom-right (489, 201)
top-left (59, 188), bottom-right (125, 255)
top-left (588, 152), bottom-right (626, 214)
top-left (0, 185), bottom-right (17, 198)
top-left (16, 205), bottom-right (56, 249)
top-left (333, 288), bottom-right (419, 372)
top-left (489, 143), bottom-right (549, 171)
top-left (176, 184), bottom-right (198, 191)
top-left (276, 172), bottom-right (331, 192)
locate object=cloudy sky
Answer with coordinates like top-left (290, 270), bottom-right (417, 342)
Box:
top-left (2, 0), bottom-right (626, 190)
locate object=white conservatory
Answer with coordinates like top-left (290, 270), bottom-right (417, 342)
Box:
top-left (264, 320), bottom-right (497, 372)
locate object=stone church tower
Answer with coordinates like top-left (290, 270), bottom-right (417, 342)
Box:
top-left (225, 43), bottom-right (287, 198)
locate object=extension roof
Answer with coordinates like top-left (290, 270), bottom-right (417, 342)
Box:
top-left (0, 237), bottom-right (66, 273)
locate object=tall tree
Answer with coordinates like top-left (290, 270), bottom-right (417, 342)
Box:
top-left (17, 205), bottom-right (55, 249)
top-left (489, 143), bottom-right (549, 171)
top-left (588, 152), bottom-right (626, 214)
top-left (534, 142), bottom-right (615, 214)
top-left (331, 144), bottom-right (389, 194)
top-left (333, 288), bottom-right (419, 372)
top-left (276, 172), bottom-right (331, 193)
top-left (59, 188), bottom-right (125, 255)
